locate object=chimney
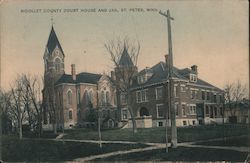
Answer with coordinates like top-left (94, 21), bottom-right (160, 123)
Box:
top-left (71, 64), bottom-right (76, 80)
top-left (111, 71), bottom-right (116, 81)
top-left (191, 65), bottom-right (198, 73)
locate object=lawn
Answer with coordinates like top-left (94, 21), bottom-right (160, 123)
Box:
top-left (2, 136), bottom-right (147, 162)
top-left (64, 124), bottom-right (250, 143)
top-left (94, 147), bottom-right (249, 162)
top-left (196, 135), bottom-right (250, 147)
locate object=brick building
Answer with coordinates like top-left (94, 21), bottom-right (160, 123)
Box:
top-left (42, 26), bottom-right (224, 130)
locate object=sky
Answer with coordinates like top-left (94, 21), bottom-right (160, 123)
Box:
top-left (0, 0), bottom-right (249, 92)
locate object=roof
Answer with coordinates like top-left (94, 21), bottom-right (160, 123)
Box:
top-left (46, 26), bottom-right (64, 56)
top-left (56, 72), bottom-right (101, 85)
top-left (119, 48), bottom-right (134, 66)
top-left (132, 61), bottom-right (223, 91)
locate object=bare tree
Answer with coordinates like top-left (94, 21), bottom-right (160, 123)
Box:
top-left (23, 74), bottom-right (43, 136)
top-left (224, 81), bottom-right (247, 117)
top-left (105, 37), bottom-right (140, 133)
top-left (9, 75), bottom-right (27, 139)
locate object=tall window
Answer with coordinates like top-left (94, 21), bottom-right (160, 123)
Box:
top-left (202, 91), bottom-right (205, 100)
top-left (189, 105), bottom-right (197, 115)
top-left (122, 109), bottom-right (128, 120)
top-left (120, 93), bottom-right (127, 105)
top-left (182, 104), bottom-right (186, 116)
top-left (156, 104), bottom-right (164, 118)
top-left (55, 58), bottom-right (61, 72)
top-left (77, 89), bottom-right (80, 104)
top-left (89, 91), bottom-right (93, 103)
top-left (155, 87), bottom-right (163, 100)
top-left (67, 90), bottom-right (72, 105)
top-left (213, 94), bottom-right (217, 103)
top-left (106, 91), bottom-right (110, 104)
top-left (206, 92), bottom-right (210, 100)
top-left (136, 89), bottom-right (148, 103)
top-left (101, 91), bottom-right (105, 104)
top-left (174, 86), bottom-right (178, 97)
top-left (69, 110), bottom-right (73, 120)
top-left (175, 103), bottom-right (179, 116)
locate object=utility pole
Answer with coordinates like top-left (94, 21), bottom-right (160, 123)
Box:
top-left (159, 9), bottom-right (177, 148)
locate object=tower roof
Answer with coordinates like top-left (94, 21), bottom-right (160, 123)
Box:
top-left (46, 26), bottom-right (64, 56)
top-left (118, 48), bottom-right (134, 66)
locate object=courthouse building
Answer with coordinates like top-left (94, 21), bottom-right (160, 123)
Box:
top-left (42, 26), bottom-right (224, 130)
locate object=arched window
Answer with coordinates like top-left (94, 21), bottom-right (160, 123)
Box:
top-left (67, 90), bottom-right (72, 105)
top-left (89, 91), bottom-right (92, 103)
top-left (101, 91), bottom-right (105, 105)
top-left (55, 58), bottom-right (61, 72)
top-left (84, 90), bottom-right (88, 104)
top-left (69, 110), bottom-right (73, 120)
top-left (106, 91), bottom-right (110, 104)
top-left (140, 107), bottom-right (149, 116)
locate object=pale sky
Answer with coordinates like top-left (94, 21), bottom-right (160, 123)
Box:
top-left (0, 0), bottom-right (249, 91)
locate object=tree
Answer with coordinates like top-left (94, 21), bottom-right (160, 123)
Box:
top-left (105, 37), bottom-right (140, 134)
top-left (224, 81), bottom-right (247, 117)
top-left (9, 75), bottom-right (27, 139)
top-left (22, 74), bottom-right (43, 136)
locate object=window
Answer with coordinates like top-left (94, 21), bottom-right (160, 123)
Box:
top-left (202, 91), bottom-right (205, 100)
top-left (136, 89), bottom-right (148, 103)
top-left (192, 120), bottom-right (196, 125)
top-left (158, 121), bottom-right (163, 127)
top-left (183, 121), bottom-right (187, 126)
top-left (189, 105), bottom-right (196, 115)
top-left (89, 91), bottom-right (92, 103)
top-left (191, 90), bottom-right (195, 99)
top-left (195, 90), bottom-right (199, 99)
top-left (67, 90), bottom-right (72, 105)
top-left (175, 103), bottom-right (179, 116)
top-left (213, 94), bottom-right (217, 103)
top-left (120, 93), bottom-right (127, 105)
top-left (106, 91), bottom-right (110, 104)
top-left (77, 89), bottom-right (80, 104)
top-left (136, 91), bottom-right (141, 103)
top-left (122, 109), bottom-right (128, 120)
top-left (174, 86), bottom-right (178, 97)
top-left (206, 92), bottom-right (210, 100)
top-left (55, 58), bottom-right (61, 72)
top-left (156, 104), bottom-right (164, 118)
top-left (190, 74), bottom-right (197, 82)
top-left (206, 106), bottom-right (209, 116)
top-left (69, 110), bottom-right (73, 120)
top-left (101, 91), bottom-right (105, 104)
top-left (155, 87), bottom-right (163, 100)
top-left (182, 104), bottom-right (186, 116)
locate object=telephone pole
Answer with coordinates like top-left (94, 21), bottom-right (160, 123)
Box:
top-left (159, 9), bottom-right (177, 148)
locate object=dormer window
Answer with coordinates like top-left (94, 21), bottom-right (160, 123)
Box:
top-left (137, 67), bottom-right (153, 84)
top-left (190, 74), bottom-right (197, 82)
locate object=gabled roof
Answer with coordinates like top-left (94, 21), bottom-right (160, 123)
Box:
top-left (46, 26), bottom-right (64, 56)
top-left (119, 48), bottom-right (134, 66)
top-left (132, 61), bottom-right (223, 91)
top-left (56, 72), bottom-right (101, 85)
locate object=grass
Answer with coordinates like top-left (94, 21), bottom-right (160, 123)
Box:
top-left (196, 135), bottom-right (250, 147)
top-left (64, 124), bottom-right (250, 143)
top-left (2, 136), bottom-right (148, 162)
top-left (95, 147), bottom-right (249, 162)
